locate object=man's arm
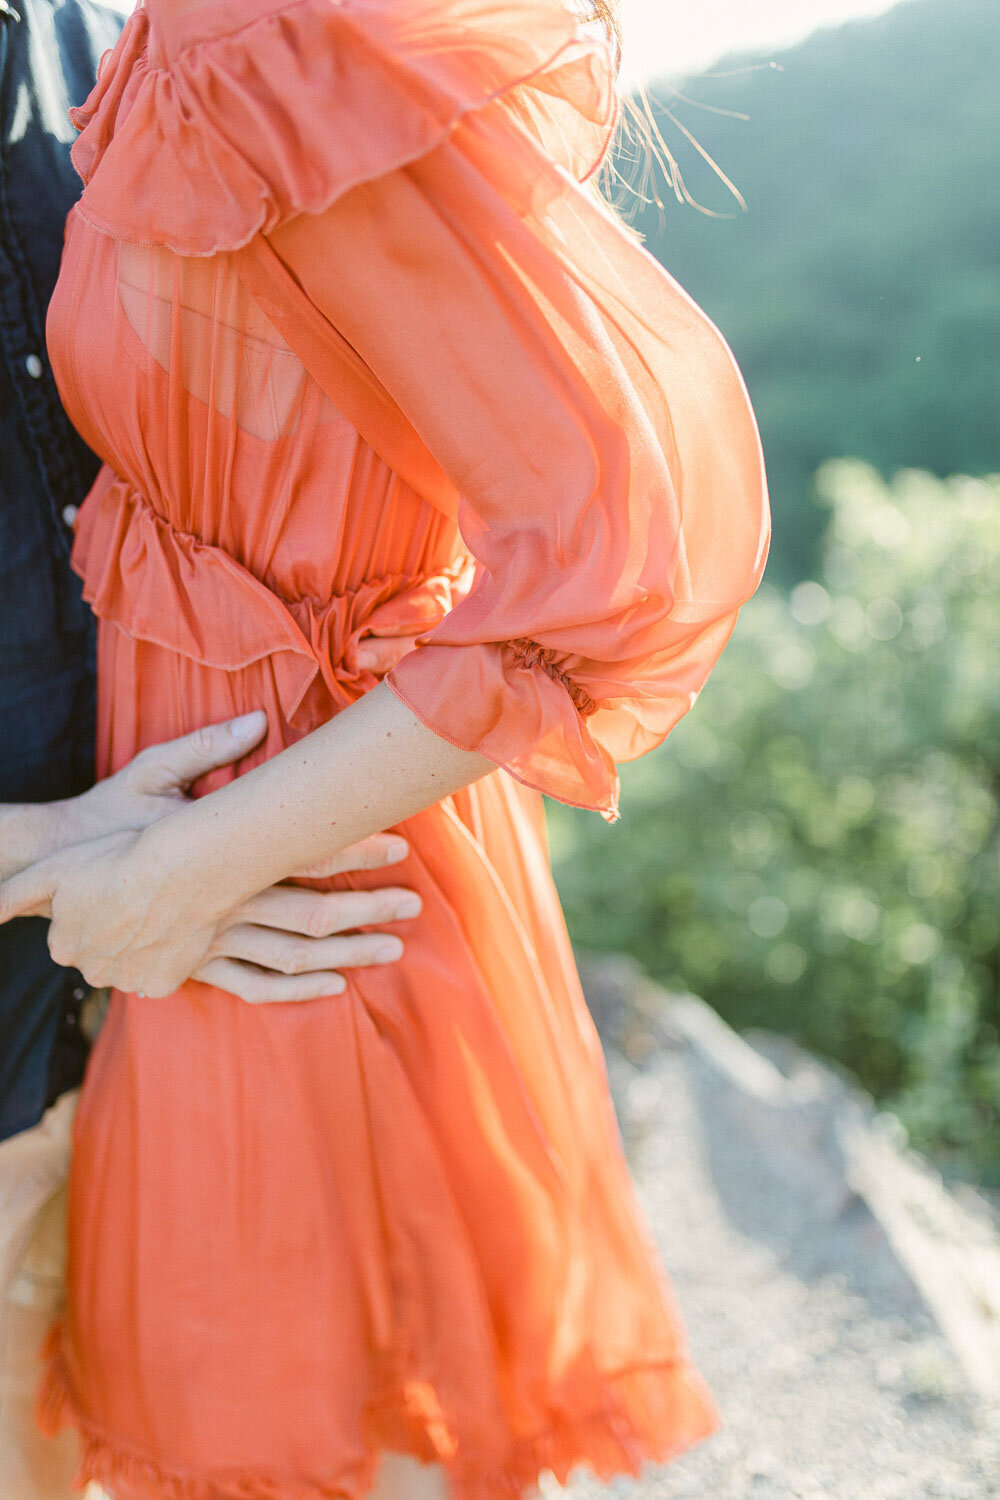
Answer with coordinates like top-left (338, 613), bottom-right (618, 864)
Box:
top-left (0, 709), bottom-right (426, 1003)
top-left (0, 804), bottom-right (70, 883)
top-left (0, 713), bottom-right (268, 882)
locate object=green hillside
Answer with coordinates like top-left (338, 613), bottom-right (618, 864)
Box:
top-left (619, 0), bottom-right (1000, 583)
top-left (552, 463), bottom-right (1000, 1184)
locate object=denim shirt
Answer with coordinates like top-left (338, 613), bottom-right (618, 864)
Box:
top-left (0, 0), bottom-right (123, 1141)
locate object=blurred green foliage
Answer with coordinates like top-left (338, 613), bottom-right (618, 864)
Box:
top-left (615, 0), bottom-right (1000, 584)
top-left (550, 464), bottom-right (1000, 1184)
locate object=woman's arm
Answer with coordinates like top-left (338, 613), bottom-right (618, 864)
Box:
top-left (0, 714), bottom-right (271, 882)
top-left (0, 77), bottom-right (766, 996)
top-left (0, 698), bottom-right (446, 999)
top-left (0, 684), bottom-right (490, 996)
top-left (163, 684), bottom-right (491, 904)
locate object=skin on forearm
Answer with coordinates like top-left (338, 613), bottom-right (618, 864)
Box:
top-left (0, 802), bottom-right (72, 882)
top-left (143, 683), bottom-right (494, 919)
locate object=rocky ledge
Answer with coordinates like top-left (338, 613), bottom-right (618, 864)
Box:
top-left (553, 954), bottom-right (1000, 1500)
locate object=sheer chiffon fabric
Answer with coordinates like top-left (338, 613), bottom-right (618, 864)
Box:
top-left (37, 0), bottom-right (769, 1495)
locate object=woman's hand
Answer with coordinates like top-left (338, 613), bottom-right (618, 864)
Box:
top-left (0, 826), bottom-right (421, 1001)
top-left (0, 709), bottom-right (424, 1001)
top-left (0, 681), bottom-right (491, 1001)
top-left (0, 825), bottom-right (233, 997)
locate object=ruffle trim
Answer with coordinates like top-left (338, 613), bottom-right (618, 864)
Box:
top-left (507, 638), bottom-right (598, 718)
top-left (73, 466), bottom-right (475, 732)
top-left (68, 0), bottom-right (619, 256)
top-left (37, 1324), bottom-right (719, 1500)
top-left (77, 467), bottom-right (622, 817)
top-left (384, 659), bottom-right (622, 823)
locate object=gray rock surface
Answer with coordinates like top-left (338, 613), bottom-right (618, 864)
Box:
top-left (549, 956), bottom-right (1000, 1500)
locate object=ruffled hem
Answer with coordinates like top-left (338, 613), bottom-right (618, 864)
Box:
top-left (68, 0), bottom-right (618, 257)
top-left (37, 1324), bottom-right (719, 1500)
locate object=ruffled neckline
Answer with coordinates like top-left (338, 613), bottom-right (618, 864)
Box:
top-left (67, 0), bottom-right (618, 257)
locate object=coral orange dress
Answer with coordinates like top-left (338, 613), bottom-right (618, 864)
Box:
top-left (38, 0), bottom-right (770, 1496)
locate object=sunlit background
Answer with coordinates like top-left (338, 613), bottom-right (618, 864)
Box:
top-left (66, 4), bottom-right (998, 1488)
top-left (101, 0), bottom-right (1000, 1192)
top-left (107, 0), bottom-right (904, 78)
top-left (549, 0), bottom-right (1000, 1198)
top-left (618, 0), bottom-right (898, 83)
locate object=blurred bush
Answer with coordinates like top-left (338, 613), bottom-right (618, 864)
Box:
top-left (622, 0), bottom-right (1000, 584)
top-left (550, 462), bottom-right (1000, 1184)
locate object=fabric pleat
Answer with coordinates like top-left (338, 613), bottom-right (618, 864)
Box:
top-left (37, 0), bottom-right (769, 1493)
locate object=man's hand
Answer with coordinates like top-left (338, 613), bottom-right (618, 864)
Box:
top-left (190, 837), bottom-right (420, 1002)
top-left (0, 712), bottom-right (422, 1002)
top-left (0, 711), bottom-right (271, 880)
top-left (53, 711), bottom-right (273, 849)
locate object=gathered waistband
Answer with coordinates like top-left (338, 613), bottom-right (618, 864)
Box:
top-left (71, 467), bottom-right (474, 729)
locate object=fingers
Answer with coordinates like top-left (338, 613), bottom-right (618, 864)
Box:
top-left (127, 711), bottom-right (268, 795)
top-left (291, 833), bottom-right (410, 880)
top-left (193, 957), bottom-right (347, 1004)
top-left (235, 883), bottom-right (421, 939)
top-left (196, 872), bottom-right (422, 999)
top-left (218, 924), bottom-right (404, 976)
top-left (355, 634), bottom-right (421, 673)
top-left (0, 861), bottom-right (56, 924)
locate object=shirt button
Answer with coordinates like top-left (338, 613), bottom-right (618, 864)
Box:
top-left (25, 353), bottom-right (44, 379)
top-left (62, 504), bottom-right (79, 528)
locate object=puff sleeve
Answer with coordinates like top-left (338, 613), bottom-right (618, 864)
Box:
top-left (72, 0), bottom-right (769, 821)
top-left (269, 121), bottom-right (768, 818)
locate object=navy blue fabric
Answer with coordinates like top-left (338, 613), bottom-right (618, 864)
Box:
top-left (0, 0), bottom-right (123, 1141)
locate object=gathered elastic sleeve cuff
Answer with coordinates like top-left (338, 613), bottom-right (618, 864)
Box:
top-left (387, 638), bottom-right (613, 815)
top-left (385, 599), bottom-right (748, 815)
top-left (74, 0), bottom-right (769, 819)
top-left (272, 109), bottom-right (771, 813)
top-left (267, 84), bottom-right (768, 819)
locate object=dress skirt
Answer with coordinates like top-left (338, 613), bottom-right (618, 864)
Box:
top-left (37, 621), bottom-right (719, 1500)
top-left (35, 0), bottom-right (770, 1491)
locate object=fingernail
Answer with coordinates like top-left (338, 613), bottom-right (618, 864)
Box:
top-left (395, 894), bottom-right (421, 918)
top-left (376, 939), bottom-right (403, 962)
top-left (385, 839), bottom-right (409, 863)
top-left (320, 977), bottom-right (346, 995)
top-left (230, 710), bottom-right (266, 739)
